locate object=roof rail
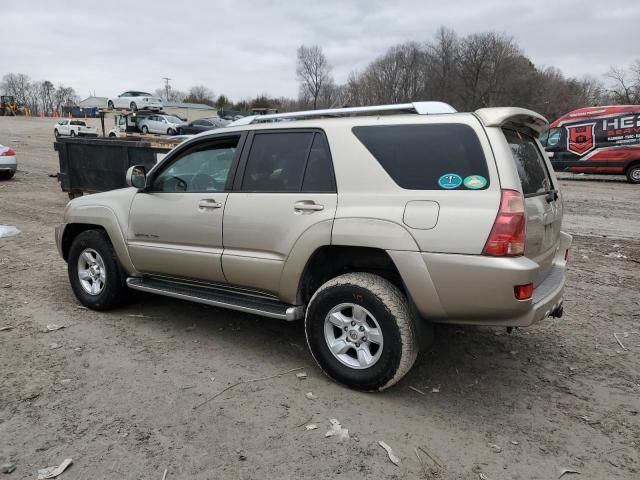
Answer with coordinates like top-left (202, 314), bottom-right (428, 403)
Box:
top-left (245, 101), bottom-right (456, 124)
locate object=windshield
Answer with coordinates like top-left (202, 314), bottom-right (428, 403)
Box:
top-left (165, 116), bottom-right (182, 124)
top-left (546, 128), bottom-right (561, 147)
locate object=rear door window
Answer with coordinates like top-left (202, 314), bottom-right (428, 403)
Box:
top-left (503, 129), bottom-right (552, 196)
top-left (352, 124), bottom-right (489, 190)
top-left (302, 133), bottom-right (335, 192)
top-left (241, 132), bottom-right (314, 192)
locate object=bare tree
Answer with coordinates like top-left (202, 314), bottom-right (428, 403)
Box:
top-left (606, 65), bottom-right (639, 104)
top-left (426, 27), bottom-right (460, 104)
top-left (53, 85), bottom-right (78, 113)
top-left (184, 85), bottom-right (215, 106)
top-left (1, 73), bottom-right (32, 106)
top-left (154, 87), bottom-right (186, 102)
top-left (39, 80), bottom-right (55, 114)
top-left (296, 45), bottom-right (332, 109)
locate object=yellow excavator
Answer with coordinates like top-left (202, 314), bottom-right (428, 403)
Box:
top-left (0, 96), bottom-right (18, 116)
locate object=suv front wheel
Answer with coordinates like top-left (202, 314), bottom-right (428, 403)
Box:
top-left (68, 230), bottom-right (129, 310)
top-left (305, 272), bottom-right (418, 391)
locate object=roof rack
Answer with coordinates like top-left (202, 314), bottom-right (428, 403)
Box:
top-left (243, 101), bottom-right (456, 124)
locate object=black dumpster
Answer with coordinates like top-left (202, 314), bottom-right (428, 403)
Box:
top-left (54, 137), bottom-right (178, 198)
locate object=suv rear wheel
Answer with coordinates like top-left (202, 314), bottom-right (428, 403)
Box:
top-left (305, 272), bottom-right (418, 391)
top-left (68, 230), bottom-right (129, 310)
top-left (626, 163), bottom-right (640, 184)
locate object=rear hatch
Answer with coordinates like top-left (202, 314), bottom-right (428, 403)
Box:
top-left (503, 129), bottom-right (562, 285)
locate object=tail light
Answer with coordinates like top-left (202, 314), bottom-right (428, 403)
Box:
top-left (1, 148), bottom-right (15, 156)
top-left (514, 283), bottom-right (533, 300)
top-left (483, 190), bottom-right (526, 256)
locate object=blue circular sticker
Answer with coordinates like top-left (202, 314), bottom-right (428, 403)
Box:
top-left (438, 173), bottom-right (462, 189)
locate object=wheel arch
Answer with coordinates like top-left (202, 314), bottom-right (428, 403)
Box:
top-left (625, 160), bottom-right (640, 183)
top-left (279, 217), bottom-right (420, 305)
top-left (61, 205), bottom-right (136, 274)
top-left (624, 159), bottom-right (640, 174)
top-left (293, 245), bottom-right (405, 306)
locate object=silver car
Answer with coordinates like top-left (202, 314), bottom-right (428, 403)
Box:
top-left (138, 114), bottom-right (187, 135)
top-left (0, 144), bottom-right (17, 180)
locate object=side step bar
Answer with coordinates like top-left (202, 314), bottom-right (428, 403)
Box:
top-left (126, 277), bottom-right (304, 321)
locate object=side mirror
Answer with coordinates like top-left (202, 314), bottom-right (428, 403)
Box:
top-left (126, 165), bottom-right (147, 189)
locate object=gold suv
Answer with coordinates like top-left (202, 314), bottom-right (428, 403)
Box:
top-left (55, 102), bottom-right (571, 390)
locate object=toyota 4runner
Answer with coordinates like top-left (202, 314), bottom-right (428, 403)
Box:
top-left (55, 102), bottom-right (572, 391)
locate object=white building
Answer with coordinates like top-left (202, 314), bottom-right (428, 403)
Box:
top-left (163, 102), bottom-right (218, 122)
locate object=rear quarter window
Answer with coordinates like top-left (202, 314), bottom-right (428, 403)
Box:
top-left (352, 124), bottom-right (489, 190)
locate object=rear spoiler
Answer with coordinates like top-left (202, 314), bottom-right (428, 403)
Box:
top-left (474, 107), bottom-right (549, 136)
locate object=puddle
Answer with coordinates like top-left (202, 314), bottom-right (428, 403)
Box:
top-left (0, 225), bottom-right (20, 238)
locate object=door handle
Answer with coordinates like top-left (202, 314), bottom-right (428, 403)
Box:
top-left (198, 199), bottom-right (223, 210)
top-left (294, 201), bottom-right (324, 212)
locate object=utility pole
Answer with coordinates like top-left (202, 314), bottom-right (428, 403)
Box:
top-left (162, 77), bottom-right (171, 101)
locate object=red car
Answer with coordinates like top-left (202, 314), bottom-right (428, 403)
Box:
top-left (542, 105), bottom-right (640, 183)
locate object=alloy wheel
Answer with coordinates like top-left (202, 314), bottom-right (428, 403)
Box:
top-left (323, 303), bottom-right (384, 369)
top-left (77, 248), bottom-right (106, 295)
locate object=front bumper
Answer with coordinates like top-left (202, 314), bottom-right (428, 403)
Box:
top-left (55, 223), bottom-right (67, 259)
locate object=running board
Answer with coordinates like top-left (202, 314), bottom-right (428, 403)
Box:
top-left (126, 277), bottom-right (304, 321)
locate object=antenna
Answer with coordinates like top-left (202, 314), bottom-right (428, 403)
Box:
top-left (162, 77), bottom-right (171, 101)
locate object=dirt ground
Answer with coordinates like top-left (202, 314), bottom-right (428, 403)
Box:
top-left (0, 116), bottom-right (638, 480)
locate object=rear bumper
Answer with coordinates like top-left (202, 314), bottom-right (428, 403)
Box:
top-left (0, 156), bottom-right (17, 171)
top-left (391, 232), bottom-right (572, 327)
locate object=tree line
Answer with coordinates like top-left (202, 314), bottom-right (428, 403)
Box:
top-left (0, 73), bottom-right (78, 115)
top-left (2, 26), bottom-right (639, 120)
top-left (296, 27), bottom-right (639, 120)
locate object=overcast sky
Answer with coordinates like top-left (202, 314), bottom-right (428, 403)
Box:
top-left (1, 0), bottom-right (638, 101)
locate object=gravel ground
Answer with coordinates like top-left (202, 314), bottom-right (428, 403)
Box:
top-left (0, 116), bottom-right (638, 479)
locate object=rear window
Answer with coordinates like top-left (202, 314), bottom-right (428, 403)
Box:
top-left (352, 124), bottom-right (489, 190)
top-left (503, 129), bottom-right (552, 196)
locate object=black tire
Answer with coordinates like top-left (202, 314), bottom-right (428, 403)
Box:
top-left (68, 191), bottom-right (83, 200)
top-left (54, 129), bottom-right (59, 138)
top-left (167, 128), bottom-right (176, 135)
top-left (107, 100), bottom-right (114, 109)
top-left (0, 171), bottom-right (15, 180)
top-left (67, 230), bottom-right (129, 310)
top-left (626, 164), bottom-right (640, 184)
top-left (305, 272), bottom-right (418, 391)
top-left (108, 132), bottom-right (116, 138)
top-left (130, 102), bottom-right (137, 112)
top-left (70, 130), bottom-right (76, 137)
top-left (141, 125), bottom-right (148, 134)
